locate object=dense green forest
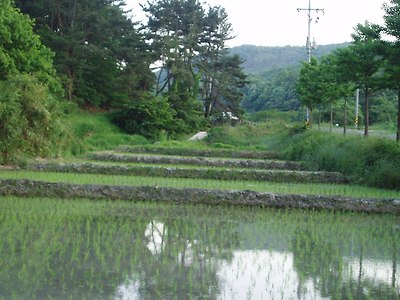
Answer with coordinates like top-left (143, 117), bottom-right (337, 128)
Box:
top-left (1, 0), bottom-right (400, 165)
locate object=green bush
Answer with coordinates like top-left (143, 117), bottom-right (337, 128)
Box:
top-left (288, 123), bottom-right (308, 136)
top-left (364, 159), bottom-right (400, 189)
top-left (110, 96), bottom-right (176, 140)
top-left (0, 74), bottom-right (63, 164)
top-left (283, 131), bottom-right (400, 189)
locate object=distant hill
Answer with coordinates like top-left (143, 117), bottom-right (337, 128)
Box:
top-left (233, 43), bottom-right (350, 113)
top-left (230, 43), bottom-right (349, 74)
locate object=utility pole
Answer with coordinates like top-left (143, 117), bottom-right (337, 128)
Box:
top-left (297, 0), bottom-right (324, 124)
top-left (355, 88), bottom-right (360, 129)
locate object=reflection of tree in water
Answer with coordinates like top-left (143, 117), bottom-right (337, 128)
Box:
top-left (0, 200), bottom-right (239, 299)
top-left (291, 225), bottom-right (400, 300)
top-left (136, 215), bottom-right (240, 300)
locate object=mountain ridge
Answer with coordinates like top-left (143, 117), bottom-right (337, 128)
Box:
top-left (230, 43), bottom-right (349, 74)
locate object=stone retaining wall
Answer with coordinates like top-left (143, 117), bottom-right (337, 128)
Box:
top-left (0, 179), bottom-right (398, 214)
top-left (117, 146), bottom-right (281, 160)
top-left (90, 153), bottom-right (303, 170)
top-left (30, 163), bottom-right (348, 184)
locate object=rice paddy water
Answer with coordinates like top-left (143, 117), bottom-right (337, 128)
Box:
top-left (0, 197), bottom-right (398, 299)
top-left (0, 146), bottom-right (399, 299)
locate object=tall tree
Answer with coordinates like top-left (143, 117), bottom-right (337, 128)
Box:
top-left (143, 0), bottom-right (205, 95)
top-left (319, 54), bottom-right (354, 132)
top-left (202, 54), bottom-right (247, 118)
top-left (382, 0), bottom-right (400, 142)
top-left (334, 22), bottom-right (385, 136)
top-left (198, 5), bottom-right (243, 118)
top-left (142, 0), bottom-right (206, 132)
top-left (15, 0), bottom-right (154, 107)
top-left (296, 58), bottom-right (324, 128)
top-left (143, 0), bottom-right (247, 122)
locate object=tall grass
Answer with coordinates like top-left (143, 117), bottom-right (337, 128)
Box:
top-left (284, 131), bottom-right (400, 189)
top-left (62, 112), bottom-right (149, 156)
top-left (206, 122), bottom-right (290, 151)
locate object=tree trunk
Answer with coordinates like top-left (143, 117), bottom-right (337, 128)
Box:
top-left (309, 108), bottom-right (313, 128)
top-left (392, 239), bottom-right (397, 288)
top-left (344, 98), bottom-right (347, 136)
top-left (397, 89), bottom-right (400, 143)
top-left (330, 103), bottom-right (333, 133)
top-left (364, 89), bottom-right (370, 137)
top-left (156, 66), bottom-right (165, 96)
top-left (67, 67), bottom-right (74, 101)
top-left (70, 0), bottom-right (77, 29)
top-left (204, 98), bottom-right (211, 118)
top-left (318, 107), bottom-right (321, 130)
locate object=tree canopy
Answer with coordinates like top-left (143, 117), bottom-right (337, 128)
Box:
top-left (0, 0), bottom-right (58, 87)
top-left (15, 0), bottom-right (154, 107)
top-left (0, 0), bottom-right (62, 163)
top-left (383, 0), bottom-right (400, 142)
top-left (142, 0), bottom-right (247, 120)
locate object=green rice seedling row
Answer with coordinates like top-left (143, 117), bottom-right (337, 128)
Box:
top-left (1, 170), bottom-right (399, 199)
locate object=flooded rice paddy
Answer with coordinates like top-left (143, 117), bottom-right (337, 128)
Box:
top-left (0, 196), bottom-right (399, 299)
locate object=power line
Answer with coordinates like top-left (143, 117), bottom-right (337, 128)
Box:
top-left (297, 0), bottom-right (324, 123)
top-left (297, 0), bottom-right (325, 63)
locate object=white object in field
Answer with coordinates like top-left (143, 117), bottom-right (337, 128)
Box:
top-left (188, 131), bottom-right (208, 141)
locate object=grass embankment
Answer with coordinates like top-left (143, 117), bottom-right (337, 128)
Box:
top-left (62, 112), bottom-right (150, 156)
top-left (1, 111), bottom-right (398, 206)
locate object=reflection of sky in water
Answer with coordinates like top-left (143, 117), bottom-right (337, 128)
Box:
top-left (217, 250), bottom-right (327, 300)
top-left (115, 222), bottom-right (400, 300)
top-left (345, 258), bottom-right (400, 288)
top-left (217, 251), bottom-right (400, 300)
top-left (144, 221), bottom-right (166, 255)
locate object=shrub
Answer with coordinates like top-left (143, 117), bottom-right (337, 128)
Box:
top-left (110, 96), bottom-right (176, 140)
top-left (0, 74), bottom-right (63, 164)
top-left (283, 131), bottom-right (400, 189)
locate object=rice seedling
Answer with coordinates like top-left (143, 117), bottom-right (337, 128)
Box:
top-left (0, 170), bottom-right (399, 199)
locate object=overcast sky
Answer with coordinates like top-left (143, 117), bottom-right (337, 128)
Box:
top-left (125, 0), bottom-right (388, 47)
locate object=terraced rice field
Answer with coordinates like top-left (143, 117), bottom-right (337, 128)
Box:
top-left (0, 146), bottom-right (399, 212)
top-left (1, 146), bottom-right (399, 299)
